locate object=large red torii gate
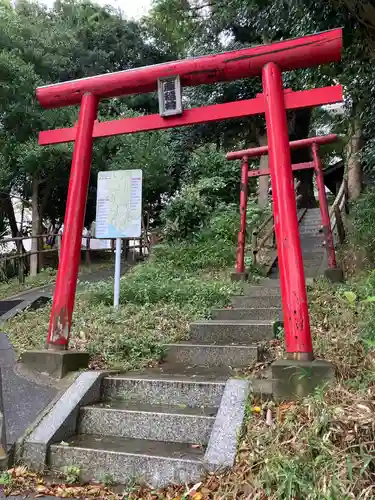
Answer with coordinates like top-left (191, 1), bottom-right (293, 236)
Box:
top-left (35, 28), bottom-right (343, 363)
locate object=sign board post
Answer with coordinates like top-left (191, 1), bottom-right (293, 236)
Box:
top-left (96, 170), bottom-right (142, 308)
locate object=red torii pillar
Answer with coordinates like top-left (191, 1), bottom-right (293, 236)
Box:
top-left (228, 134), bottom-right (339, 277)
top-left (32, 28), bottom-right (343, 373)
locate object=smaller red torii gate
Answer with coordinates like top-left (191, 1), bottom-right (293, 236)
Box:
top-left (227, 133), bottom-right (338, 278)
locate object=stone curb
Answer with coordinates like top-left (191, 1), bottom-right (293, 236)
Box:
top-left (18, 371), bottom-right (106, 470)
top-left (5, 284), bottom-right (53, 302)
top-left (0, 294), bottom-right (51, 322)
top-left (204, 378), bottom-right (250, 468)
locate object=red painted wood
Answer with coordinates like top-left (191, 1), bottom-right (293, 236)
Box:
top-left (262, 62), bottom-right (313, 358)
top-left (227, 134), bottom-right (338, 161)
top-left (312, 143), bottom-right (337, 269)
top-left (248, 161), bottom-right (314, 177)
top-left (236, 159), bottom-right (249, 274)
top-left (46, 93), bottom-right (98, 348)
top-left (36, 29), bottom-right (342, 109)
top-left (39, 86), bottom-right (343, 146)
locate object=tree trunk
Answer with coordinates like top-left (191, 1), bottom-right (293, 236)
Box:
top-left (31, 177), bottom-right (42, 276)
top-left (295, 169), bottom-right (317, 208)
top-left (39, 186), bottom-right (52, 271)
top-left (0, 192), bottom-right (20, 240)
top-left (0, 191), bottom-right (29, 275)
top-left (347, 112), bottom-right (363, 200)
top-left (257, 132), bottom-right (269, 208)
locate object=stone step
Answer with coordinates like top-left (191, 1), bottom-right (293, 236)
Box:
top-left (300, 236), bottom-right (325, 243)
top-left (303, 262), bottom-right (325, 271)
top-left (241, 286), bottom-right (281, 297)
top-left (302, 252), bottom-right (326, 263)
top-left (300, 240), bottom-right (325, 249)
top-left (304, 267), bottom-right (322, 278)
top-left (233, 295), bottom-right (281, 308)
top-left (189, 320), bottom-right (274, 344)
top-left (300, 226), bottom-right (324, 235)
top-left (102, 374), bottom-right (225, 407)
top-left (254, 279), bottom-right (282, 288)
top-left (300, 237), bottom-right (324, 245)
top-left (164, 342), bottom-right (260, 368)
top-left (299, 228), bottom-right (321, 235)
top-left (49, 434), bottom-right (205, 487)
top-left (301, 221), bottom-right (320, 226)
top-left (300, 226), bottom-right (322, 233)
top-left (79, 401), bottom-right (217, 445)
top-left (302, 209), bottom-right (322, 217)
top-left (300, 220), bottom-right (321, 226)
top-left (302, 246), bottom-right (326, 253)
top-left (300, 214), bottom-right (322, 220)
top-left (212, 307), bottom-right (281, 321)
top-left (302, 212), bottom-right (322, 218)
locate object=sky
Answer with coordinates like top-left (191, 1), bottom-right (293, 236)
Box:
top-left (42, 0), bottom-right (152, 19)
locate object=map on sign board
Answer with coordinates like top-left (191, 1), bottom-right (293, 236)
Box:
top-left (95, 170), bottom-right (142, 239)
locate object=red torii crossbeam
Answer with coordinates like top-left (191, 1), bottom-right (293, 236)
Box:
top-left (36, 28), bottom-right (343, 363)
top-left (227, 134), bottom-right (339, 279)
top-left (39, 87), bottom-right (342, 146)
top-left (247, 161), bottom-right (314, 178)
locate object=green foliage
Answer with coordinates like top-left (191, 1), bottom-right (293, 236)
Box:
top-left (0, 0), bottom-right (168, 229)
top-left (89, 264), bottom-right (236, 316)
top-left (101, 105), bottom-right (182, 222)
top-left (160, 144), bottom-right (258, 241)
top-left (62, 466), bottom-right (81, 485)
top-left (351, 188), bottom-right (375, 259)
top-left (158, 203), bottom-right (262, 270)
top-left (0, 472), bottom-right (13, 486)
top-left (160, 183), bottom-right (210, 240)
top-left (343, 290), bottom-right (357, 304)
top-left (145, 0), bottom-right (200, 57)
top-left (99, 473), bottom-right (115, 487)
top-left (86, 320), bottom-right (166, 370)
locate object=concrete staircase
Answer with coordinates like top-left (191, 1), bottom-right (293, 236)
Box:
top-left (269, 208), bottom-right (327, 280)
top-left (38, 209), bottom-right (326, 487)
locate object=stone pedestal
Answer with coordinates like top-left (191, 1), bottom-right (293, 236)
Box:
top-left (21, 350), bottom-right (90, 379)
top-left (272, 358), bottom-right (336, 400)
top-left (230, 272), bottom-right (248, 282)
top-left (324, 267), bottom-right (344, 283)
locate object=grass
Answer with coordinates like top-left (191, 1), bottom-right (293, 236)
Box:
top-left (0, 260), bottom-right (115, 300)
top-left (6, 237), bottom-right (241, 370)
top-left (8, 272), bottom-right (375, 498)
top-left (6, 202), bottom-right (375, 497)
top-left (94, 275), bottom-right (374, 499)
top-left (6, 206), bottom-right (252, 369)
top-left (0, 267), bottom-right (57, 299)
top-left (223, 277), bottom-right (375, 499)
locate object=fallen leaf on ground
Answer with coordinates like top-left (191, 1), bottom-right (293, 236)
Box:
top-left (192, 493), bottom-right (203, 500)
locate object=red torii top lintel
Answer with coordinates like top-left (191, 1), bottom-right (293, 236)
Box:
top-left (226, 134), bottom-right (338, 161)
top-left (36, 28), bottom-right (342, 109)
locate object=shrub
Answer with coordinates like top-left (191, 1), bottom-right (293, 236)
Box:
top-left (351, 187), bottom-right (375, 259)
top-left (160, 144), bottom-right (258, 241)
top-left (160, 183), bottom-right (209, 240)
top-left (88, 263), bottom-right (237, 316)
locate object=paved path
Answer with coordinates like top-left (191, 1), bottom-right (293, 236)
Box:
top-left (0, 262), bottom-right (133, 447)
top-left (8, 263), bottom-right (130, 304)
top-left (1, 334), bottom-right (58, 446)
